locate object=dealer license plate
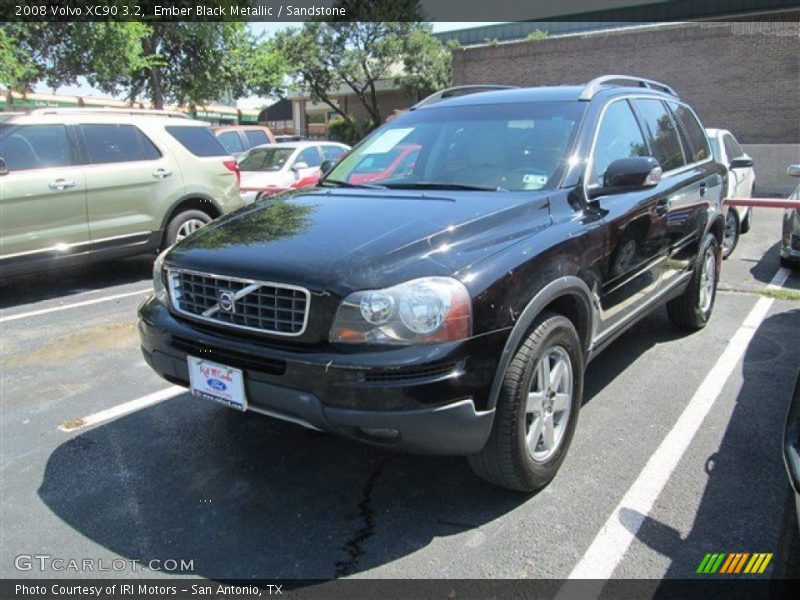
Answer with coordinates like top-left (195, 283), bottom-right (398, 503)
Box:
top-left (187, 356), bottom-right (247, 411)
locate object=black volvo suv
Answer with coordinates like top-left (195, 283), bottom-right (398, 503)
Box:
top-left (139, 76), bottom-right (726, 491)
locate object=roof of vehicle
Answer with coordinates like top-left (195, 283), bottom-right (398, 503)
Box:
top-left (421, 84), bottom-right (677, 110)
top-left (2, 110), bottom-right (211, 127)
top-left (247, 141), bottom-right (348, 152)
top-left (213, 124), bottom-right (272, 132)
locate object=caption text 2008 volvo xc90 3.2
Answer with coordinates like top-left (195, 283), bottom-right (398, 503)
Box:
top-left (139, 75), bottom-right (727, 491)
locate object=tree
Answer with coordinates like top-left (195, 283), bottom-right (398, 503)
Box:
top-left (0, 22), bottom-right (286, 109)
top-left (398, 27), bottom-right (456, 99)
top-left (275, 5), bottom-right (449, 137)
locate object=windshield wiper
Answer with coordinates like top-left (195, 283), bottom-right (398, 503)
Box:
top-left (382, 182), bottom-right (507, 192)
top-left (318, 179), bottom-right (386, 190)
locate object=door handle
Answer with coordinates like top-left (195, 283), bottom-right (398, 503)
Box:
top-left (48, 179), bottom-right (76, 191)
top-left (699, 182), bottom-right (707, 197)
top-left (152, 168), bottom-right (172, 179)
top-left (655, 197), bottom-right (670, 216)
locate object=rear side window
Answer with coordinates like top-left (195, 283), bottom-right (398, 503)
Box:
top-left (322, 145), bottom-right (346, 161)
top-left (166, 126), bottom-right (228, 157)
top-left (217, 131), bottom-right (244, 154)
top-left (635, 99), bottom-right (686, 172)
top-left (244, 130), bottom-right (270, 148)
top-left (0, 124), bottom-right (73, 171)
top-left (590, 100), bottom-right (649, 185)
top-left (80, 124), bottom-right (162, 164)
top-left (669, 103), bottom-right (710, 163)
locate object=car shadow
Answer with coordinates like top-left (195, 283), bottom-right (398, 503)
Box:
top-left (614, 309), bottom-right (800, 590)
top-left (748, 241), bottom-right (788, 287)
top-left (0, 255), bottom-right (153, 309)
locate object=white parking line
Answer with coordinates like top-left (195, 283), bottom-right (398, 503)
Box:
top-left (567, 266), bottom-right (790, 580)
top-left (0, 288), bottom-right (151, 324)
top-left (58, 386), bottom-right (185, 432)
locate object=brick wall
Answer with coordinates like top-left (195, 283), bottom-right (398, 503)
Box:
top-left (453, 16), bottom-right (800, 145)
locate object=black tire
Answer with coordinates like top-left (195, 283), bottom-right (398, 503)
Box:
top-left (722, 209), bottom-right (739, 259)
top-left (468, 311), bottom-right (584, 492)
top-left (667, 233), bottom-right (719, 330)
top-left (164, 209), bottom-right (212, 247)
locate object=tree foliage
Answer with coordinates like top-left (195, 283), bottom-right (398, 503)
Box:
top-left (275, 4), bottom-right (452, 137)
top-left (0, 22), bottom-right (286, 109)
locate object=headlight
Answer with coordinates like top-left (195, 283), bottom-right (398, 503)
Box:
top-left (152, 247), bottom-right (170, 302)
top-left (330, 277), bottom-right (471, 345)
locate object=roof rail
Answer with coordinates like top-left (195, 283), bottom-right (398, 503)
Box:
top-left (29, 107), bottom-right (190, 119)
top-left (411, 85), bottom-right (519, 110)
top-left (579, 75), bottom-right (678, 101)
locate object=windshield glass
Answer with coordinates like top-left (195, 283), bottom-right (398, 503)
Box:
top-left (325, 101), bottom-right (585, 191)
top-left (239, 147), bottom-right (294, 172)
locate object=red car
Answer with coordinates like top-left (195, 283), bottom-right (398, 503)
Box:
top-left (348, 144), bottom-right (420, 184)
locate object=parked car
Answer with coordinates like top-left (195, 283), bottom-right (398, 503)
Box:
top-left (213, 125), bottom-right (276, 157)
top-left (706, 128), bottom-right (755, 258)
top-left (0, 108), bottom-right (243, 277)
top-left (348, 143), bottom-right (420, 184)
top-left (238, 141), bottom-right (349, 203)
top-left (782, 164), bottom-right (800, 269)
top-left (275, 134), bottom-right (307, 143)
top-left (139, 76), bottom-right (726, 492)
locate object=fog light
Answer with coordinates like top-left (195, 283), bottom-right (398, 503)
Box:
top-left (359, 427), bottom-right (400, 440)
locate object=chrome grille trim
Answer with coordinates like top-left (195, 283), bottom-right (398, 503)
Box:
top-left (166, 267), bottom-right (310, 337)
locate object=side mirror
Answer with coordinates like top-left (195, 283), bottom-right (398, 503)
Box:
top-left (320, 159), bottom-right (335, 176)
top-left (292, 161), bottom-right (309, 171)
top-left (589, 157), bottom-right (662, 199)
top-left (787, 164), bottom-right (800, 178)
top-left (0, 158), bottom-right (8, 176)
top-left (729, 156), bottom-right (753, 169)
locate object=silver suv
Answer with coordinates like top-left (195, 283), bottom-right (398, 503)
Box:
top-left (0, 108), bottom-right (244, 277)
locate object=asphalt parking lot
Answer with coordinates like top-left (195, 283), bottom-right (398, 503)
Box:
top-left (1, 207), bottom-right (798, 585)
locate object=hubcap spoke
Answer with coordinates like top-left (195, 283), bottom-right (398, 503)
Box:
top-left (527, 416), bottom-right (544, 451)
top-left (542, 414), bottom-right (555, 450)
top-left (527, 391), bottom-right (545, 413)
top-left (553, 393), bottom-right (571, 412)
top-left (550, 359), bottom-right (566, 389)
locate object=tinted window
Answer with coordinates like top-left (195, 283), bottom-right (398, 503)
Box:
top-left (166, 126), bottom-right (228, 157)
top-left (723, 134), bottom-right (744, 160)
top-left (326, 101), bottom-right (586, 192)
top-left (81, 124), bottom-right (161, 164)
top-left (244, 130), bottom-right (270, 148)
top-left (295, 147), bottom-right (321, 168)
top-left (669, 103), bottom-right (710, 163)
top-left (0, 124), bottom-right (73, 171)
top-left (217, 131), bottom-right (244, 154)
top-left (322, 145), bottom-right (346, 161)
top-left (238, 147), bottom-right (294, 172)
top-left (635, 99), bottom-right (686, 172)
top-left (590, 100), bottom-right (648, 185)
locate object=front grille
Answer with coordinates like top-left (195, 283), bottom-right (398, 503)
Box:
top-left (167, 269), bottom-right (309, 336)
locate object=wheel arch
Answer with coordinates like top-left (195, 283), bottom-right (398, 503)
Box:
top-left (486, 276), bottom-right (595, 411)
top-left (159, 194), bottom-right (223, 247)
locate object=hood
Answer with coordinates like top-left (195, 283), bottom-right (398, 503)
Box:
top-left (166, 188), bottom-right (551, 294)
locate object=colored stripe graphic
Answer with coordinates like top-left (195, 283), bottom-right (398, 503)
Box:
top-left (698, 552), bottom-right (773, 574)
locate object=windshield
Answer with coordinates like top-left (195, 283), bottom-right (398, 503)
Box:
top-left (239, 147), bottom-right (295, 172)
top-left (325, 101), bottom-right (585, 191)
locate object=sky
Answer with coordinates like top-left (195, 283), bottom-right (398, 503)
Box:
top-left (32, 22), bottom-right (502, 110)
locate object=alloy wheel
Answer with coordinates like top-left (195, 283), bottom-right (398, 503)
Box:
top-left (526, 346), bottom-right (573, 462)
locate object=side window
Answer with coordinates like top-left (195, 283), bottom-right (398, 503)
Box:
top-left (669, 102), bottom-right (710, 163)
top-left (244, 130), bottom-right (270, 148)
top-left (322, 145), bottom-right (346, 161)
top-left (217, 131), bottom-right (245, 154)
top-left (81, 124), bottom-right (161, 164)
top-left (590, 100), bottom-right (649, 185)
top-left (635, 99), bottom-right (686, 172)
top-left (166, 126), bottom-right (228, 157)
top-left (0, 124), bottom-right (73, 171)
top-left (723, 134), bottom-right (744, 160)
top-left (295, 147), bottom-right (321, 168)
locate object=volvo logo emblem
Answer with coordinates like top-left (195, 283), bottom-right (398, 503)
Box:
top-left (218, 291), bottom-right (236, 313)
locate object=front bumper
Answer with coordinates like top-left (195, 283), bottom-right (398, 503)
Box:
top-left (138, 296), bottom-right (506, 455)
